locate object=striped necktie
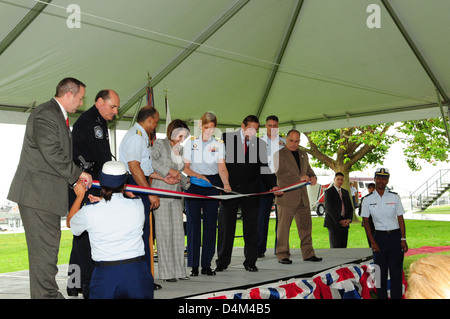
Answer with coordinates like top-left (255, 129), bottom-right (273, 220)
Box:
top-left (338, 189), bottom-right (345, 217)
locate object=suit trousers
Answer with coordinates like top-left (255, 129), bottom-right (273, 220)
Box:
top-left (257, 179), bottom-right (275, 255)
top-left (19, 204), bottom-right (64, 299)
top-left (216, 196), bottom-right (259, 268)
top-left (327, 226), bottom-right (349, 248)
top-left (276, 203), bottom-right (315, 260)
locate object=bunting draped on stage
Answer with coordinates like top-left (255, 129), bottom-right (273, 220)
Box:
top-left (193, 262), bottom-right (407, 300)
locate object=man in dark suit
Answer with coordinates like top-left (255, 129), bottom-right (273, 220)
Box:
top-left (8, 77), bottom-right (93, 298)
top-left (215, 115), bottom-right (281, 272)
top-left (324, 172), bottom-right (353, 248)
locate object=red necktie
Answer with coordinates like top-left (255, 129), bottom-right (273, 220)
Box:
top-left (66, 118), bottom-right (70, 128)
top-left (244, 140), bottom-right (248, 154)
top-left (338, 189), bottom-right (345, 217)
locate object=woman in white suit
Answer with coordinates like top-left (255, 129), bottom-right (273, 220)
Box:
top-left (151, 119), bottom-right (191, 282)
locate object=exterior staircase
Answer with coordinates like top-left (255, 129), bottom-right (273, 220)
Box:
top-left (410, 169), bottom-right (450, 211)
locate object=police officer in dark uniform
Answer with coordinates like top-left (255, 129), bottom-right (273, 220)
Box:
top-left (67, 89), bottom-right (120, 298)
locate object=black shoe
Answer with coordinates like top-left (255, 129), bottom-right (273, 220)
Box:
top-left (154, 283), bottom-right (162, 290)
top-left (214, 265), bottom-right (227, 272)
top-left (304, 256), bottom-right (322, 262)
top-left (201, 267), bottom-right (216, 276)
top-left (278, 258), bottom-right (292, 264)
top-left (190, 267), bottom-right (199, 276)
top-left (244, 265), bottom-right (258, 272)
top-left (67, 290), bottom-right (80, 297)
top-left (258, 252), bottom-right (265, 258)
top-left (164, 278), bottom-right (177, 282)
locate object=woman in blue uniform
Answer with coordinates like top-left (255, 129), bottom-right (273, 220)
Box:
top-left (67, 161), bottom-right (153, 299)
top-left (183, 112), bottom-right (231, 276)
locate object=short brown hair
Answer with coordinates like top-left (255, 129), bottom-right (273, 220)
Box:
top-left (55, 77), bottom-right (86, 97)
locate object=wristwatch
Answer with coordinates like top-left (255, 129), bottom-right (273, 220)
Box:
top-left (401, 238), bottom-right (407, 241)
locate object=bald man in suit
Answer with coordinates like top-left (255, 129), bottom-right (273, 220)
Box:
top-left (274, 129), bottom-right (322, 264)
top-left (8, 78), bottom-right (92, 299)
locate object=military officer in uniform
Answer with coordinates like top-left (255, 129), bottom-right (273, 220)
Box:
top-left (119, 106), bottom-right (178, 289)
top-left (67, 89), bottom-right (120, 298)
top-left (67, 161), bottom-right (154, 299)
top-left (362, 168), bottom-right (408, 299)
top-left (183, 112), bottom-right (231, 277)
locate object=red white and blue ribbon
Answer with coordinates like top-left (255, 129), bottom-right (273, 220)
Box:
top-left (91, 180), bottom-right (311, 200)
top-left (191, 262), bottom-right (407, 299)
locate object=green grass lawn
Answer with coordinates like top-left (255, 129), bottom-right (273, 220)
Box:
top-left (421, 204), bottom-right (450, 214)
top-left (1, 217), bottom-right (449, 279)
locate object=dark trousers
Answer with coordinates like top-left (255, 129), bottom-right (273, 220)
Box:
top-left (185, 174), bottom-right (221, 268)
top-left (216, 196), bottom-right (260, 268)
top-left (327, 226), bottom-right (349, 248)
top-left (127, 176), bottom-right (154, 268)
top-left (89, 260), bottom-right (153, 299)
top-left (257, 189), bottom-right (275, 255)
top-left (373, 229), bottom-right (404, 299)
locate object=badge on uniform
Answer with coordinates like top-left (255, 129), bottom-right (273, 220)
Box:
top-left (94, 126), bottom-right (104, 139)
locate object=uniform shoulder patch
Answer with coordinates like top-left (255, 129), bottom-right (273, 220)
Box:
top-left (136, 130), bottom-right (142, 136)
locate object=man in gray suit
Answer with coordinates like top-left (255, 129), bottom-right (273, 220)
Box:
top-left (8, 77), bottom-right (93, 299)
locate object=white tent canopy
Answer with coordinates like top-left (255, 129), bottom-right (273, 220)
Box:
top-left (0, 0), bottom-right (449, 134)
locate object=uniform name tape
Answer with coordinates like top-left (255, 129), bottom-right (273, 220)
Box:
top-left (91, 180), bottom-right (310, 200)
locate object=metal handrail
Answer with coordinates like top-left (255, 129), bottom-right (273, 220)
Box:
top-left (410, 169), bottom-right (450, 209)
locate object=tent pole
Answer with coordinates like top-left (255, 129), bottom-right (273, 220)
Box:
top-left (381, 0), bottom-right (450, 106)
top-left (117, 0), bottom-right (250, 120)
top-left (0, 1), bottom-right (52, 57)
top-left (256, 0), bottom-right (305, 118)
top-left (436, 88), bottom-right (450, 146)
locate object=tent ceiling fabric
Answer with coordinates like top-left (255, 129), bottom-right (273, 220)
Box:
top-left (0, 0), bottom-right (448, 133)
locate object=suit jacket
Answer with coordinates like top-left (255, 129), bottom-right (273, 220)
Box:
top-left (8, 98), bottom-right (82, 216)
top-left (151, 138), bottom-right (190, 201)
top-left (222, 131), bottom-right (276, 195)
top-left (275, 147), bottom-right (316, 207)
top-left (323, 186), bottom-right (353, 228)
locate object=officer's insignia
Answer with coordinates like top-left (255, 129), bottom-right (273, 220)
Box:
top-left (192, 144), bottom-right (198, 150)
top-left (94, 126), bottom-right (103, 139)
top-left (136, 130), bottom-right (142, 136)
top-left (209, 146), bottom-right (218, 153)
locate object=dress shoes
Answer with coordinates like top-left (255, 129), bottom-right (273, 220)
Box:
top-left (244, 265), bottom-right (258, 272)
top-left (278, 258), bottom-right (292, 264)
top-left (304, 256), bottom-right (323, 262)
top-left (190, 267), bottom-right (199, 276)
top-left (154, 283), bottom-right (162, 290)
top-left (201, 267), bottom-right (216, 276)
top-left (214, 265), bottom-right (228, 272)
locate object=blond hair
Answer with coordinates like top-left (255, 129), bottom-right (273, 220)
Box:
top-left (406, 255), bottom-right (450, 299)
top-left (200, 112), bottom-right (217, 126)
